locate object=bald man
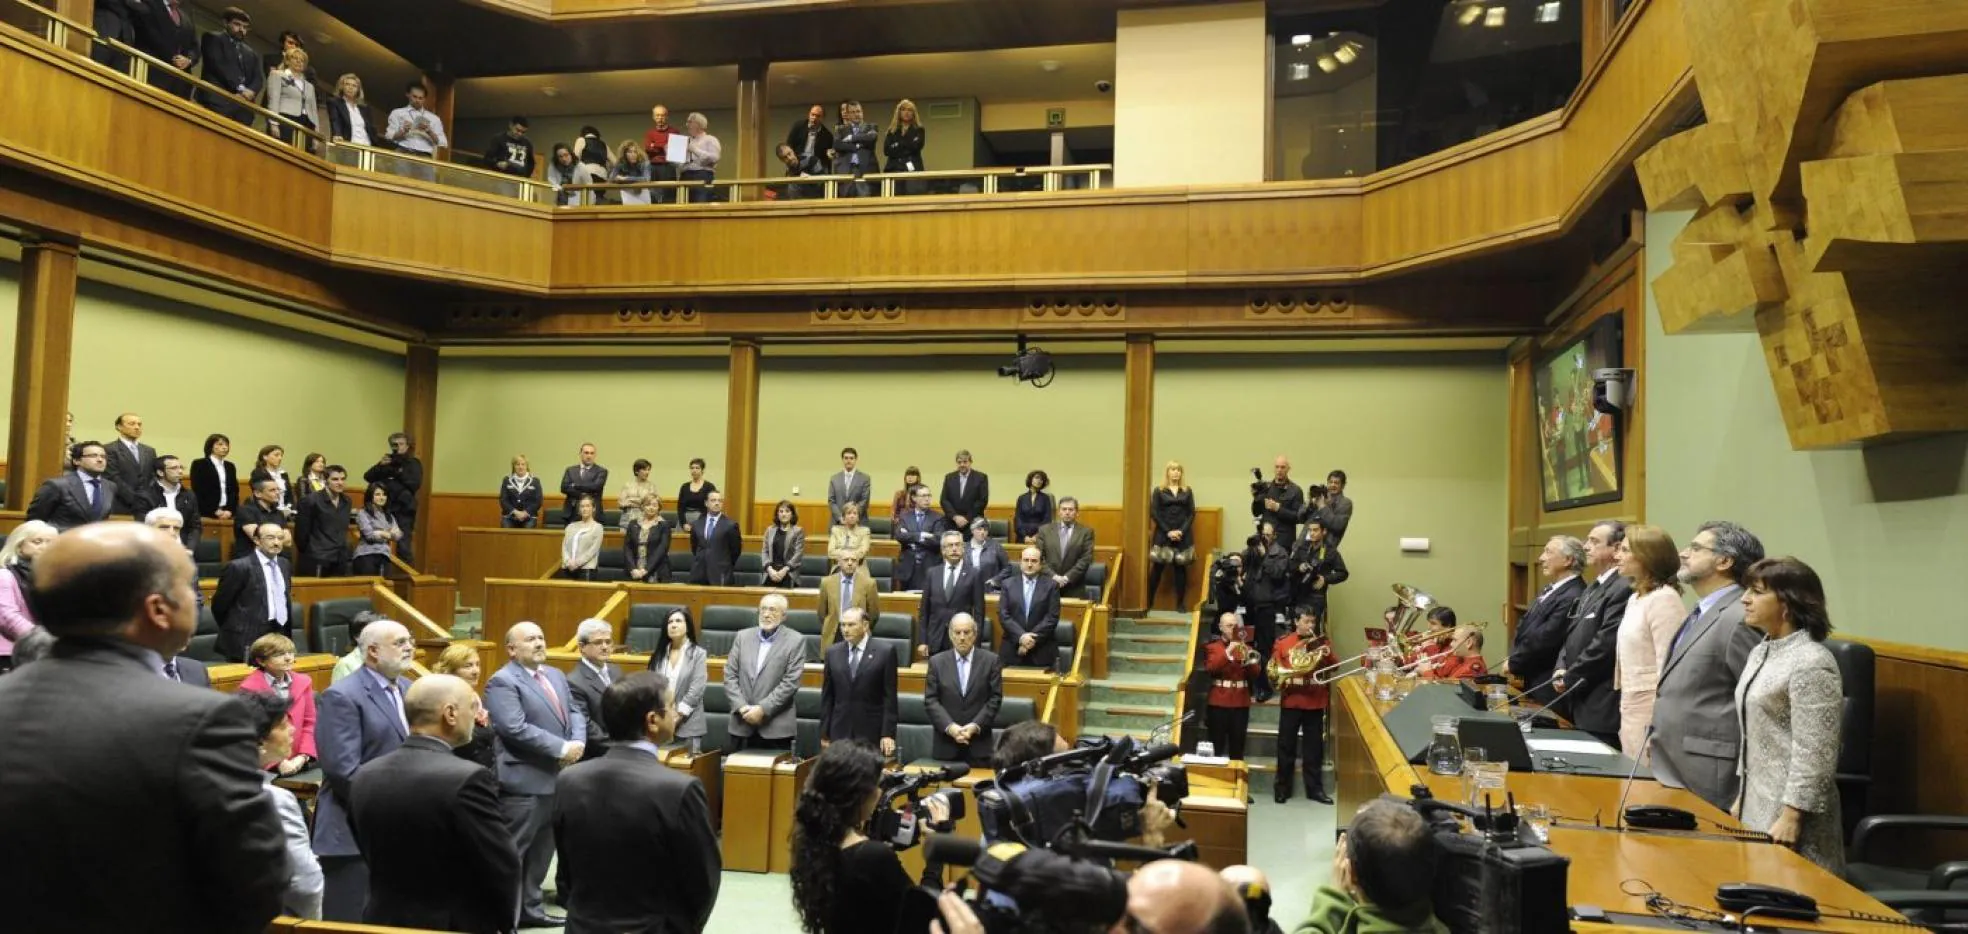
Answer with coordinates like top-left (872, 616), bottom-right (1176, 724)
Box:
top-left (314, 617), bottom-right (416, 920)
top-left (1251, 455), bottom-right (1308, 544)
top-left (1117, 860), bottom-right (1251, 934)
top-left (352, 675), bottom-right (521, 933)
top-left (485, 621), bottom-right (585, 926)
top-left (0, 523), bottom-right (288, 934)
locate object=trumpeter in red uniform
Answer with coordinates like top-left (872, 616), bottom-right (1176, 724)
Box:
top-left (1404, 605), bottom-right (1459, 677)
top-left (1203, 610), bottom-right (1261, 761)
top-left (1433, 628), bottom-right (1490, 681)
top-left (1270, 606), bottom-right (1335, 804)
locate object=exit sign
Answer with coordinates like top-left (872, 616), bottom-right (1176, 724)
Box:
top-left (1046, 108), bottom-right (1066, 129)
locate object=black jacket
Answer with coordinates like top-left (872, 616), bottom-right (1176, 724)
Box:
top-left (351, 735), bottom-right (521, 934)
top-left (1508, 576), bottom-right (1586, 701)
top-left (190, 457), bottom-right (238, 517)
top-left (554, 746), bottom-right (722, 934)
top-left (1552, 571), bottom-right (1635, 735)
top-left (363, 454), bottom-right (424, 519)
top-left (784, 118), bottom-right (834, 165)
top-left (296, 490), bottom-right (353, 564)
top-left (135, 0), bottom-right (200, 71)
top-left (687, 513), bottom-right (742, 585)
top-left (484, 132), bottom-right (537, 177)
top-left (820, 639), bottom-right (900, 745)
top-left (1288, 538), bottom-right (1348, 607)
top-left (1242, 540), bottom-right (1291, 607)
top-left (197, 29), bottom-right (262, 112)
top-left (565, 660), bottom-right (624, 759)
top-left (626, 516), bottom-right (673, 582)
top-left (1251, 480), bottom-right (1307, 542)
top-left (136, 481), bottom-right (203, 549)
top-left (883, 124), bottom-right (926, 173)
top-left (939, 470), bottom-right (990, 526)
top-left (325, 97), bottom-right (378, 143)
top-left (211, 551), bottom-right (293, 661)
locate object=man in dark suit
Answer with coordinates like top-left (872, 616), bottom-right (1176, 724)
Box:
top-left (688, 491), bottom-right (743, 586)
top-left (998, 547), bottom-right (1062, 670)
top-left (828, 446), bottom-right (873, 526)
top-left (352, 673), bottom-right (521, 934)
top-left (197, 7), bottom-right (263, 124)
top-left (362, 432), bottom-right (423, 564)
top-left (923, 615), bottom-right (1003, 765)
top-left (555, 671), bottom-right (722, 933)
top-left (939, 449), bottom-right (990, 532)
top-left (90, 0), bottom-right (144, 69)
top-left (1503, 535), bottom-right (1587, 702)
top-left (1551, 521), bottom-right (1634, 746)
top-left (559, 443), bottom-right (608, 522)
top-left (26, 441), bottom-right (117, 531)
top-left (1652, 521), bottom-right (1766, 811)
top-left (136, 0), bottom-right (200, 97)
top-left (1034, 496), bottom-right (1096, 594)
top-left (102, 412), bottom-right (157, 516)
top-left (0, 522), bottom-right (288, 934)
top-left (233, 477), bottom-right (287, 558)
top-left (166, 652), bottom-right (209, 687)
top-left (892, 484), bottom-right (945, 592)
top-left (296, 466), bottom-right (353, 577)
top-left (567, 618), bottom-right (626, 761)
top-left (965, 520), bottom-right (1012, 592)
top-left (1252, 455), bottom-right (1308, 544)
top-left (485, 621), bottom-right (586, 927)
top-left (314, 618), bottom-right (417, 921)
top-left (138, 454), bottom-right (202, 549)
top-left (920, 530), bottom-right (987, 660)
top-left (820, 608), bottom-right (900, 755)
top-left (211, 523), bottom-right (293, 662)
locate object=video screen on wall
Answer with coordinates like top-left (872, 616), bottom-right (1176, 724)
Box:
top-left (1533, 314), bottom-right (1623, 511)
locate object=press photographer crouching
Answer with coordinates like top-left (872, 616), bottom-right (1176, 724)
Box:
top-left (1301, 799), bottom-right (1447, 934)
top-left (791, 741), bottom-right (957, 934)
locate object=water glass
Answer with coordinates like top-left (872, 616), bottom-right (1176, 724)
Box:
top-left (1426, 715), bottom-right (1464, 776)
top-left (1196, 741), bottom-right (1217, 758)
top-left (1396, 672), bottom-right (1418, 699)
top-left (1373, 668), bottom-right (1397, 702)
top-left (1464, 755), bottom-right (1508, 809)
top-left (1516, 803), bottom-right (1551, 843)
top-left (1485, 684), bottom-right (1511, 716)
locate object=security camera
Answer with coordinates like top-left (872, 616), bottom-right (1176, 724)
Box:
top-left (1094, 79), bottom-right (1113, 94)
top-left (1592, 368), bottom-right (1635, 415)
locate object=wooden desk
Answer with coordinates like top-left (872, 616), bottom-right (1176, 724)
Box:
top-left (1168, 760), bottom-right (1250, 869)
top-left (722, 751), bottom-right (790, 873)
top-left (1334, 678), bottom-right (1904, 932)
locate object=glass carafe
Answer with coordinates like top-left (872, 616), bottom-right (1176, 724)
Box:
top-left (1427, 714), bottom-right (1465, 776)
top-left (1373, 653), bottom-right (1398, 701)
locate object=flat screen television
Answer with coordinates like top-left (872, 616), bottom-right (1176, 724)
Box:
top-left (1533, 313), bottom-right (1623, 511)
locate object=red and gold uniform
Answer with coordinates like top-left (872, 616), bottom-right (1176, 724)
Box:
top-left (1203, 636), bottom-right (1261, 761)
top-left (1434, 653), bottom-right (1489, 680)
top-left (1270, 632), bottom-right (1334, 802)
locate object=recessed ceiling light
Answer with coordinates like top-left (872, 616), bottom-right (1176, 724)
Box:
top-left (1291, 33), bottom-right (1313, 46)
top-left (1535, 1), bottom-right (1562, 22)
top-left (1333, 40), bottom-right (1360, 64)
top-left (310, 31), bottom-right (334, 45)
top-left (1484, 6), bottom-right (1507, 26)
top-left (782, 74), bottom-right (804, 85)
top-left (1316, 54), bottom-right (1339, 73)
top-left (1289, 62), bottom-right (1312, 81)
top-left (1039, 59), bottom-right (1061, 72)
top-left (1457, 2), bottom-right (1484, 26)
top-left (540, 86), bottom-right (560, 97)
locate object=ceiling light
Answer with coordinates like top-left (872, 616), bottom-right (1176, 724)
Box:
top-left (1484, 6), bottom-right (1507, 26)
top-left (310, 31), bottom-right (334, 45)
top-left (1536, 1), bottom-right (1561, 22)
top-left (781, 74), bottom-right (804, 85)
top-left (540, 86), bottom-right (559, 97)
top-left (1039, 59), bottom-right (1061, 72)
top-left (1289, 62), bottom-right (1312, 81)
top-left (1457, 3), bottom-right (1484, 26)
top-left (1291, 33), bottom-right (1313, 46)
top-left (1316, 55), bottom-right (1339, 73)
top-left (1333, 40), bottom-right (1360, 64)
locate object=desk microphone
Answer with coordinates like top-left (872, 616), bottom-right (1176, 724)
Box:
top-left (1513, 675), bottom-right (1585, 725)
top-left (1613, 726), bottom-right (1697, 832)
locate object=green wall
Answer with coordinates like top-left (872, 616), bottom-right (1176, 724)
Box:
top-left (1644, 210), bottom-right (1968, 650)
top-left (755, 354), bottom-right (1125, 506)
top-left (432, 355), bottom-right (729, 495)
top-left (1155, 351), bottom-right (1510, 661)
top-left (0, 260), bottom-right (405, 480)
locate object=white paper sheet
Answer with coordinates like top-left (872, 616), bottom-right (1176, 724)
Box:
top-left (1525, 737), bottom-right (1616, 756)
top-left (664, 134), bottom-right (688, 164)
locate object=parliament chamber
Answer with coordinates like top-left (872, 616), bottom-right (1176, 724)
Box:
top-left (3, 0), bottom-right (1968, 931)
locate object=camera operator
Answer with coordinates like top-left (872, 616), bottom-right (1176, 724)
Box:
top-left (1288, 517), bottom-right (1348, 621)
top-left (1300, 799), bottom-right (1446, 934)
top-left (1242, 521), bottom-right (1291, 701)
top-left (1209, 551), bottom-right (1246, 618)
top-left (361, 432), bottom-right (423, 565)
top-left (1250, 456), bottom-right (1307, 543)
top-left (988, 722), bottom-right (1176, 849)
top-left (791, 742), bottom-right (951, 934)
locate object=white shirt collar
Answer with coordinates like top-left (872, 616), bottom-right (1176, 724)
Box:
top-left (1597, 567), bottom-right (1619, 585)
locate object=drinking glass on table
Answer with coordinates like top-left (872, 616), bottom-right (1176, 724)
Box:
top-left (1463, 747), bottom-right (1507, 808)
top-left (1516, 803), bottom-right (1551, 843)
top-left (1484, 684), bottom-right (1511, 716)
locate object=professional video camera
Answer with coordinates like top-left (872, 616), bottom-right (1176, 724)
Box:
top-left (866, 763), bottom-right (969, 851)
top-left (1401, 784), bottom-right (1571, 934)
top-left (925, 835), bottom-right (1196, 934)
top-left (977, 734), bottom-right (1187, 852)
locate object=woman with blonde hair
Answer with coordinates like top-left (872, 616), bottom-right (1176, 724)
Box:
top-left (0, 520), bottom-right (57, 670)
top-left (430, 643), bottom-right (498, 774)
top-left (1614, 524), bottom-right (1686, 757)
top-left (327, 74), bottom-right (376, 148)
top-left (883, 98), bottom-right (926, 195)
top-left (611, 139), bottom-right (653, 205)
top-left (1147, 460), bottom-right (1196, 610)
top-left (262, 46), bottom-right (318, 146)
top-left (828, 501), bottom-right (872, 565)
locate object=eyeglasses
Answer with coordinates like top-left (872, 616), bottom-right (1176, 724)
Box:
top-left (1683, 542), bottom-right (1717, 555)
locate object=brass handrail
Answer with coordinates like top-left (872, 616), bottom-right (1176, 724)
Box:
top-left (558, 163), bottom-right (1112, 205)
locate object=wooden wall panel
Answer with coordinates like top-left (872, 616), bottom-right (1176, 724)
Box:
top-left (328, 178), bottom-right (552, 290)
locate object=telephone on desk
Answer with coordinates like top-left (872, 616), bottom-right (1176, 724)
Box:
top-left (1716, 882), bottom-right (1821, 921)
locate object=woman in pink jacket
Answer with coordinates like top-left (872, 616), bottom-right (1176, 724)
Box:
top-left (239, 632), bottom-right (317, 774)
top-left (0, 520), bottom-right (57, 670)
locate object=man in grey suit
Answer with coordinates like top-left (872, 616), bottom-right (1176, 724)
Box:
top-left (1551, 521), bottom-right (1634, 746)
top-left (102, 412), bottom-right (158, 516)
top-left (1034, 496), bottom-right (1096, 594)
top-left (1320, 470), bottom-right (1354, 545)
top-left (26, 441), bottom-right (118, 531)
top-left (566, 618), bottom-right (625, 761)
top-left (166, 652), bottom-right (211, 687)
top-left (923, 614), bottom-right (1003, 764)
top-left (0, 523), bottom-right (288, 934)
top-left (485, 621), bottom-right (586, 927)
top-left (314, 617), bottom-right (417, 921)
top-left (1651, 521), bottom-right (1766, 811)
top-left (827, 446), bottom-right (873, 527)
top-left (725, 592), bottom-right (807, 752)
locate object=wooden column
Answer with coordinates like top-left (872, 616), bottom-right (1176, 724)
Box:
top-left (403, 343), bottom-right (439, 568)
top-left (735, 60), bottom-right (770, 194)
top-left (724, 339), bottom-right (761, 531)
top-left (422, 74), bottom-right (456, 160)
top-left (1118, 334), bottom-right (1155, 613)
top-left (6, 238), bottom-right (79, 510)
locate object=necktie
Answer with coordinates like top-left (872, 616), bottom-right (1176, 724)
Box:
top-left (163, 659), bottom-right (179, 681)
top-left (1536, 582), bottom-right (1556, 604)
top-left (1062, 524), bottom-right (1073, 546)
top-left (850, 645), bottom-right (862, 678)
top-left (706, 515), bottom-right (716, 538)
top-left (1024, 578), bottom-right (1036, 621)
top-left (383, 681), bottom-right (407, 732)
top-left (1668, 606), bottom-right (1703, 660)
top-left (841, 578), bottom-right (853, 609)
top-left (959, 474), bottom-right (966, 498)
top-left (266, 558), bottom-right (287, 625)
top-left (534, 668), bottom-right (566, 722)
top-left (958, 654), bottom-right (970, 695)
top-left (946, 566), bottom-right (958, 593)
top-left (86, 478), bottom-right (100, 515)
top-left (167, 0), bottom-right (179, 25)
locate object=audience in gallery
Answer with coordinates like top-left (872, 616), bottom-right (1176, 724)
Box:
top-left (560, 494), bottom-right (605, 580)
top-left (501, 454), bottom-right (545, 528)
top-left (352, 484), bottom-right (402, 577)
top-left (1013, 467), bottom-right (1053, 543)
top-left (828, 500), bottom-right (874, 565)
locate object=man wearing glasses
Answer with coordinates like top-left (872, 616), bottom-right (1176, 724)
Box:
top-left (1650, 521), bottom-right (1766, 812)
top-left (27, 442), bottom-right (118, 531)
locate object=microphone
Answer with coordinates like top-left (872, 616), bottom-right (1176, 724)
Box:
top-left (1514, 676), bottom-right (1586, 725)
top-left (1613, 725), bottom-right (1696, 832)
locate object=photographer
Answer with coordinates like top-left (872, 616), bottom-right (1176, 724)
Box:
top-left (1242, 521), bottom-right (1291, 700)
top-left (361, 432), bottom-right (423, 565)
top-left (1209, 552), bottom-right (1246, 618)
top-left (792, 742), bottom-right (950, 934)
top-left (1298, 799), bottom-right (1446, 934)
top-left (1250, 456), bottom-right (1307, 543)
top-left (1288, 517), bottom-right (1348, 621)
